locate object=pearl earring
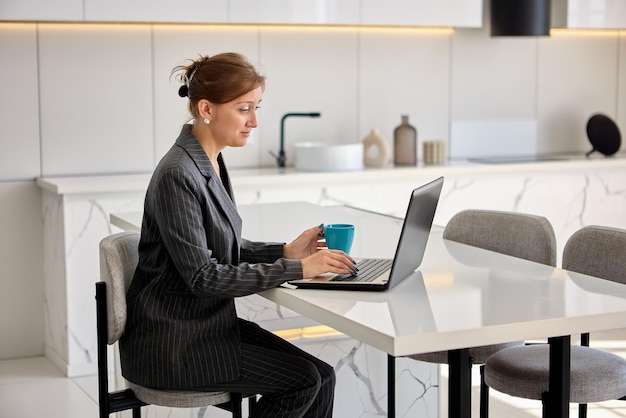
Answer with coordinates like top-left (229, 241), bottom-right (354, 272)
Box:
top-left (203, 118), bottom-right (211, 125)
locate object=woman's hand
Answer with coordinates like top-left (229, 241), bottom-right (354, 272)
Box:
top-left (284, 225), bottom-right (326, 259)
top-left (300, 249), bottom-right (357, 279)
top-left (284, 225), bottom-right (356, 278)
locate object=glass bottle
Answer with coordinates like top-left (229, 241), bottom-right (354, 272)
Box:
top-left (393, 115), bottom-right (417, 166)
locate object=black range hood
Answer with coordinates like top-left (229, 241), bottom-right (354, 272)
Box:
top-left (491, 0), bottom-right (551, 37)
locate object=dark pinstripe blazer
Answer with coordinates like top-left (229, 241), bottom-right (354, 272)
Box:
top-left (120, 124), bottom-right (303, 389)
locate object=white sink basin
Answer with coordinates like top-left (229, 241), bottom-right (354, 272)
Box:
top-left (294, 142), bottom-right (364, 172)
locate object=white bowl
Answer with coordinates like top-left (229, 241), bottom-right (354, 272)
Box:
top-left (294, 142), bottom-right (364, 172)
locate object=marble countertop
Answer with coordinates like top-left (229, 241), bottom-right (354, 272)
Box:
top-left (36, 153), bottom-right (626, 196)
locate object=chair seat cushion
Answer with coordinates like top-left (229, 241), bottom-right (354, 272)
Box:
top-left (128, 382), bottom-right (231, 408)
top-left (484, 344), bottom-right (626, 403)
top-left (409, 341), bottom-right (524, 364)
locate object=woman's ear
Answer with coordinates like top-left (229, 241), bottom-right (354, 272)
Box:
top-left (197, 99), bottom-right (213, 119)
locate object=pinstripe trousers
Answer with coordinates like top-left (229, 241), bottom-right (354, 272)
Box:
top-left (199, 319), bottom-right (335, 418)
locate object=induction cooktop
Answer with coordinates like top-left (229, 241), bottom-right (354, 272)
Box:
top-left (468, 155), bottom-right (568, 164)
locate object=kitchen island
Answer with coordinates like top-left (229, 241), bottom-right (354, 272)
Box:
top-left (36, 156), bottom-right (626, 400)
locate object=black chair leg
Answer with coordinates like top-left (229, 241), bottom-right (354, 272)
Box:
top-left (248, 395), bottom-right (258, 417)
top-left (579, 333), bottom-right (589, 418)
top-left (480, 364), bottom-right (489, 418)
top-left (132, 407), bottom-right (141, 418)
top-left (231, 393), bottom-right (243, 418)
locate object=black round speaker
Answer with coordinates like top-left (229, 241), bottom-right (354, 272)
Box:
top-left (586, 114), bottom-right (621, 157)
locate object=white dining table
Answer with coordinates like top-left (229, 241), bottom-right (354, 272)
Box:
top-left (111, 201), bottom-right (626, 418)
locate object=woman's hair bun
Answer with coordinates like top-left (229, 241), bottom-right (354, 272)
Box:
top-left (178, 84), bottom-right (189, 98)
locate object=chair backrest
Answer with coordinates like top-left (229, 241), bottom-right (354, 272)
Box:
top-left (99, 231), bottom-right (141, 345)
top-left (443, 209), bottom-right (557, 266)
top-left (562, 225), bottom-right (626, 284)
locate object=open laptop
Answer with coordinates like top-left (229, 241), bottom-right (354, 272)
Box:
top-left (288, 176), bottom-right (444, 291)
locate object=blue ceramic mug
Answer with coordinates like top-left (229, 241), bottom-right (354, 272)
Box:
top-left (324, 224), bottom-right (355, 254)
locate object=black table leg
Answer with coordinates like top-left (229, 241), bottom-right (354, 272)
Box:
top-left (546, 336), bottom-right (571, 418)
top-left (388, 354), bottom-right (395, 418)
top-left (448, 348), bottom-right (471, 418)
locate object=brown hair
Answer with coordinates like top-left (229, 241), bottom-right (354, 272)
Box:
top-left (172, 53), bottom-right (266, 120)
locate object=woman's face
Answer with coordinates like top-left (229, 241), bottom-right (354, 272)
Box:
top-left (210, 86), bottom-right (263, 149)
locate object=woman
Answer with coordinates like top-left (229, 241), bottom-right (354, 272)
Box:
top-left (119, 53), bottom-right (355, 418)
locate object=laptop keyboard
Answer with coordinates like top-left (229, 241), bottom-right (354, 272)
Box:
top-left (331, 258), bottom-right (393, 282)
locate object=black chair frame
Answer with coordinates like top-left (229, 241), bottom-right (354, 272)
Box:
top-left (96, 281), bottom-right (256, 418)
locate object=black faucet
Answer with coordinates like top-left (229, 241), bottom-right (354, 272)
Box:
top-left (270, 112), bottom-right (321, 171)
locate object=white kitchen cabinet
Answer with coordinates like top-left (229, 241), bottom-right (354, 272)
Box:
top-left (0, 0), bottom-right (82, 21)
top-left (552, 0), bottom-right (626, 29)
top-left (0, 0), bottom-right (482, 27)
top-left (360, 0), bottom-right (482, 27)
top-left (84, 0), bottom-right (228, 23)
top-left (229, 0), bottom-right (360, 25)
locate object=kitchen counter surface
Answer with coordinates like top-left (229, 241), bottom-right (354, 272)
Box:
top-left (36, 154), bottom-right (626, 195)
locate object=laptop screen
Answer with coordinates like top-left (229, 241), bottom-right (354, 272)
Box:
top-left (387, 177), bottom-right (443, 289)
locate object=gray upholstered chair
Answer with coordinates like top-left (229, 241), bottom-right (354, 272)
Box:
top-left (408, 209), bottom-right (558, 418)
top-left (97, 231), bottom-right (256, 418)
top-left (484, 225), bottom-right (626, 418)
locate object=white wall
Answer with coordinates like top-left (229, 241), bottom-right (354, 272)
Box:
top-left (0, 19), bottom-right (624, 360)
